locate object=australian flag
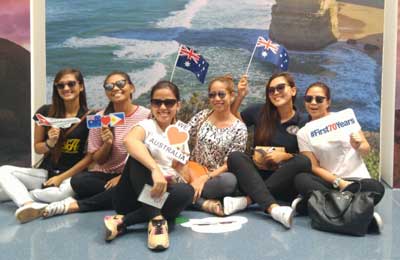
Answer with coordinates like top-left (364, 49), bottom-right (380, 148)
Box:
top-left (176, 45), bottom-right (209, 83)
top-left (254, 36), bottom-right (289, 71)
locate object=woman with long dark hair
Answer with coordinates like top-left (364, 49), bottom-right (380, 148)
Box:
top-left (0, 68), bottom-right (92, 223)
top-left (225, 72), bottom-right (311, 228)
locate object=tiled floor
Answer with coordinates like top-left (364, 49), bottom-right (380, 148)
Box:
top-left (0, 187), bottom-right (399, 260)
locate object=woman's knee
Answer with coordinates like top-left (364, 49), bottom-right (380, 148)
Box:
top-left (218, 172), bottom-right (237, 195)
top-left (291, 154), bottom-right (312, 172)
top-left (227, 151), bottom-right (249, 170)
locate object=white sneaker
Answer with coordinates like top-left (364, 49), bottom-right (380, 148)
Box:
top-left (43, 197), bottom-right (75, 218)
top-left (223, 196), bottom-right (248, 215)
top-left (291, 196), bottom-right (303, 215)
top-left (15, 202), bottom-right (48, 224)
top-left (369, 212), bottom-right (383, 234)
top-left (270, 206), bottom-right (294, 229)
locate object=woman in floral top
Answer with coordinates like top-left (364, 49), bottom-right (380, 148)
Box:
top-left (188, 75), bottom-right (247, 216)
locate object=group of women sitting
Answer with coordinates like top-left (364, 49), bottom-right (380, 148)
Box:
top-left (0, 68), bottom-right (385, 251)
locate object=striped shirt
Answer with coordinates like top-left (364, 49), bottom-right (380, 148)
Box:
top-left (88, 105), bottom-right (150, 174)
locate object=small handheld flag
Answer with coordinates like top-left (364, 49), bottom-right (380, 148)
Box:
top-left (246, 36), bottom-right (289, 74)
top-left (170, 45), bottom-right (209, 84)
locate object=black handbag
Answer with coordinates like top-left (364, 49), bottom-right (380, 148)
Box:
top-left (308, 189), bottom-right (375, 236)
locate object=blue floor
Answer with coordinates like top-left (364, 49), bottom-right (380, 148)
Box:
top-left (0, 187), bottom-right (399, 260)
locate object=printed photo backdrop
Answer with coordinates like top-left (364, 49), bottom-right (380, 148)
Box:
top-left (46, 0), bottom-right (384, 177)
top-left (0, 0), bottom-right (31, 166)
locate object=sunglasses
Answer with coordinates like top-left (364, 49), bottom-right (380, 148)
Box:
top-left (150, 99), bottom-right (178, 108)
top-left (304, 95), bottom-right (326, 104)
top-left (208, 91), bottom-right (227, 99)
top-left (54, 81), bottom-right (77, 90)
top-left (103, 79), bottom-right (126, 91)
top-left (268, 83), bottom-right (287, 95)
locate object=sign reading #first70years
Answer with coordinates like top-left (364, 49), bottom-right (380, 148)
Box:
top-left (304, 108), bottom-right (361, 143)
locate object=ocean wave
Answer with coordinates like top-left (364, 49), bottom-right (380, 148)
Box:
top-left (156, 0), bottom-right (208, 28)
top-left (63, 36), bottom-right (179, 60)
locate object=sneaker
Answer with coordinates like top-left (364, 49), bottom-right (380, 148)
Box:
top-left (43, 197), bottom-right (75, 218)
top-left (104, 215), bottom-right (125, 242)
top-left (223, 196), bottom-right (248, 215)
top-left (270, 206), bottom-right (294, 229)
top-left (15, 202), bottom-right (48, 224)
top-left (290, 196), bottom-right (303, 215)
top-left (148, 217), bottom-right (169, 251)
top-left (368, 212), bottom-right (383, 234)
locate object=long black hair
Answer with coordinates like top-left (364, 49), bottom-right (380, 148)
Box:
top-left (49, 68), bottom-right (87, 164)
top-left (254, 72), bottom-right (296, 146)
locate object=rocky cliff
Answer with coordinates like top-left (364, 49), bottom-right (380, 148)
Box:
top-left (269, 0), bottom-right (339, 50)
top-left (0, 38), bottom-right (31, 165)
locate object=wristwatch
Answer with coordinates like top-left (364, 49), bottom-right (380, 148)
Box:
top-left (332, 177), bottom-right (341, 189)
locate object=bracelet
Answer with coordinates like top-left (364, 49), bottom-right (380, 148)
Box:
top-left (45, 139), bottom-right (55, 150)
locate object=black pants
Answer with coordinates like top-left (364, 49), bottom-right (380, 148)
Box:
top-left (227, 151), bottom-right (311, 211)
top-left (112, 157), bottom-right (194, 227)
top-left (294, 173), bottom-right (385, 214)
top-left (71, 171), bottom-right (118, 199)
top-left (77, 188), bottom-right (114, 212)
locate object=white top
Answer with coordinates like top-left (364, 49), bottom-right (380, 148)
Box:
top-left (136, 119), bottom-right (189, 182)
top-left (297, 112), bottom-right (370, 179)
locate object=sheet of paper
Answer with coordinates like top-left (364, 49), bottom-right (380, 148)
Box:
top-left (137, 184), bottom-right (169, 209)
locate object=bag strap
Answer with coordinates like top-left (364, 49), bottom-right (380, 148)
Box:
top-left (64, 109), bottom-right (92, 137)
top-left (323, 191), bottom-right (354, 219)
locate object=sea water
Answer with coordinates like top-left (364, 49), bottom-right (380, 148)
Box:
top-left (46, 0), bottom-right (381, 130)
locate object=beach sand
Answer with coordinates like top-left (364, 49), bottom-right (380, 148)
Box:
top-left (337, 0), bottom-right (384, 50)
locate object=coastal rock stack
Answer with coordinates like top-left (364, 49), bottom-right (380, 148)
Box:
top-left (269, 0), bottom-right (339, 50)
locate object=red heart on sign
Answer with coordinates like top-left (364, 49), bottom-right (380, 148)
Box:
top-left (101, 115), bottom-right (110, 126)
top-left (166, 125), bottom-right (189, 145)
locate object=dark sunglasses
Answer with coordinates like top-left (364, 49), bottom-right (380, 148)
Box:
top-left (54, 81), bottom-right (77, 90)
top-left (304, 95), bottom-right (326, 104)
top-left (103, 79), bottom-right (126, 91)
top-left (268, 83), bottom-right (287, 95)
top-left (208, 91), bottom-right (227, 99)
top-left (150, 99), bottom-right (178, 108)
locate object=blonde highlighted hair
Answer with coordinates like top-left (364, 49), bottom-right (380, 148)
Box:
top-left (208, 74), bottom-right (234, 94)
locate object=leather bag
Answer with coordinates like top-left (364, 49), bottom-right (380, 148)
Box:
top-left (308, 189), bottom-right (375, 236)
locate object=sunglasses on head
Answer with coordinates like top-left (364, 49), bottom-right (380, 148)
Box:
top-left (54, 81), bottom-right (77, 90)
top-left (208, 91), bottom-right (227, 99)
top-left (103, 79), bottom-right (126, 91)
top-left (150, 99), bottom-right (177, 108)
top-left (268, 83), bottom-right (287, 95)
top-left (304, 95), bottom-right (326, 103)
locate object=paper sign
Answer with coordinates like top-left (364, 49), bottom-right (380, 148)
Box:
top-left (166, 125), bottom-right (189, 145)
top-left (137, 184), bottom-right (169, 209)
top-left (87, 115), bottom-right (102, 129)
top-left (35, 113), bottom-right (81, 129)
top-left (303, 109), bottom-right (361, 144)
top-left (147, 135), bottom-right (190, 164)
top-left (86, 112), bottom-right (125, 129)
top-left (110, 112), bottom-right (125, 127)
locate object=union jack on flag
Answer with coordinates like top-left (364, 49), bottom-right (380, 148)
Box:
top-left (254, 36), bottom-right (289, 71)
top-left (176, 45), bottom-right (209, 83)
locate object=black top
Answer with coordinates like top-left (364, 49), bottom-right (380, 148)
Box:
top-left (33, 105), bottom-right (89, 177)
top-left (241, 103), bottom-right (306, 154)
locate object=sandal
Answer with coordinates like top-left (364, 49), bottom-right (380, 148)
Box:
top-left (202, 199), bottom-right (225, 217)
top-left (43, 197), bottom-right (75, 218)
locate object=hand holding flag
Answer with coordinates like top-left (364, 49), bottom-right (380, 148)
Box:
top-left (170, 45), bottom-right (209, 84)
